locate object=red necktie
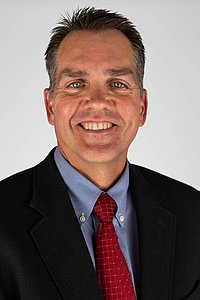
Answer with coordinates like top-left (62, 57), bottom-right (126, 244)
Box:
top-left (93, 193), bottom-right (137, 300)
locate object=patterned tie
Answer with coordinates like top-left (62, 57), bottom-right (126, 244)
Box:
top-left (93, 193), bottom-right (136, 300)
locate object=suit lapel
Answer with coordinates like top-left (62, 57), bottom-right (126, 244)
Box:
top-left (130, 166), bottom-right (176, 300)
top-left (29, 150), bottom-right (103, 300)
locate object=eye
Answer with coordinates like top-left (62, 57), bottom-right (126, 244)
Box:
top-left (110, 81), bottom-right (128, 89)
top-left (62, 80), bottom-right (88, 94)
top-left (69, 81), bottom-right (84, 89)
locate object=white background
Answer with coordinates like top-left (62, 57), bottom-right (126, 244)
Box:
top-left (0, 0), bottom-right (199, 190)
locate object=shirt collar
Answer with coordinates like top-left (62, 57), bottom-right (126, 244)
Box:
top-left (54, 147), bottom-right (130, 227)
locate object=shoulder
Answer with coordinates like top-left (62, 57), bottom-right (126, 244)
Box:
top-left (129, 164), bottom-right (200, 207)
top-left (0, 167), bottom-right (33, 191)
top-left (130, 164), bottom-right (199, 192)
top-left (0, 148), bottom-right (56, 195)
top-left (0, 148), bottom-right (58, 208)
top-left (0, 168), bottom-right (34, 208)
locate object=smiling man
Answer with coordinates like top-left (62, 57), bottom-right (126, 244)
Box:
top-left (0, 7), bottom-right (200, 300)
top-left (44, 29), bottom-right (147, 189)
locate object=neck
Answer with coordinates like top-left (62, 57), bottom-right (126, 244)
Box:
top-left (76, 161), bottom-right (127, 190)
top-left (59, 150), bottom-right (127, 190)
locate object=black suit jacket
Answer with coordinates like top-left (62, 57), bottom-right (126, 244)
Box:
top-left (0, 149), bottom-right (200, 300)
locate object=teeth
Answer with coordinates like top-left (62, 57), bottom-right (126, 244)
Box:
top-left (81, 122), bottom-right (113, 131)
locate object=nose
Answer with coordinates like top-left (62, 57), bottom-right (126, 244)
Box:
top-left (83, 86), bottom-right (113, 111)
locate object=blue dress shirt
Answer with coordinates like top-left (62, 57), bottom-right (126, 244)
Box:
top-left (54, 147), bottom-right (139, 295)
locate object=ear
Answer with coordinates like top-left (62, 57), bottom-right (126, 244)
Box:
top-left (44, 88), bottom-right (55, 125)
top-left (139, 89), bottom-right (148, 127)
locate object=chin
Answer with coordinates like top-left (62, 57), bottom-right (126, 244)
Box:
top-left (79, 148), bottom-right (126, 164)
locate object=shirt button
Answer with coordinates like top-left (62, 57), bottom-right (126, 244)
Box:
top-left (119, 215), bottom-right (125, 222)
top-left (79, 213), bottom-right (86, 223)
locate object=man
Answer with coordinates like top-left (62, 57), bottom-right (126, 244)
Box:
top-left (0, 7), bottom-right (199, 300)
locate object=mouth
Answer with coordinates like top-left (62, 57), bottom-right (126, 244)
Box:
top-left (79, 121), bottom-right (114, 131)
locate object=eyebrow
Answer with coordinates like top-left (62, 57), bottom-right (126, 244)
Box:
top-left (57, 67), bottom-right (135, 83)
top-left (58, 68), bottom-right (89, 83)
top-left (104, 67), bottom-right (135, 77)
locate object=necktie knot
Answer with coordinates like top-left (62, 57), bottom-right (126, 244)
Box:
top-left (93, 193), bottom-right (116, 223)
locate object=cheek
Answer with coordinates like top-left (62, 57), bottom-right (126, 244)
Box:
top-left (120, 101), bottom-right (141, 124)
top-left (54, 102), bottom-right (73, 125)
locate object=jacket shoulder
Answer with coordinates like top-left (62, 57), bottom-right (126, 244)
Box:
top-left (130, 164), bottom-right (200, 217)
top-left (130, 164), bottom-right (199, 196)
top-left (0, 167), bottom-right (33, 185)
top-left (0, 148), bottom-right (56, 195)
top-left (0, 168), bottom-right (34, 206)
top-left (0, 149), bottom-right (58, 209)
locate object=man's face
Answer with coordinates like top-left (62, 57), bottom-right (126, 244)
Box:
top-left (44, 29), bottom-right (147, 169)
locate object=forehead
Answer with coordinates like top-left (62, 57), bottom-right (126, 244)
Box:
top-left (57, 29), bottom-right (134, 71)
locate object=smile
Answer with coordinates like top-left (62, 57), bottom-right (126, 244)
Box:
top-left (80, 122), bottom-right (113, 131)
